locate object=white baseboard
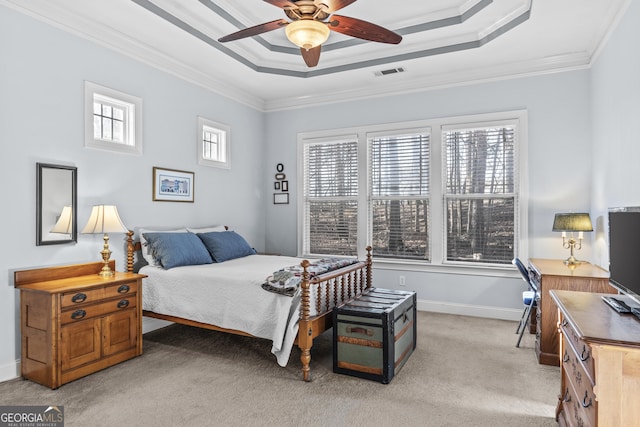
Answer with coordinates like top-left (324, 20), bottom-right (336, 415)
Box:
top-left (0, 360), bottom-right (20, 384)
top-left (417, 298), bottom-right (522, 321)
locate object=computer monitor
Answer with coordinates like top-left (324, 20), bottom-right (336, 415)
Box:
top-left (608, 207), bottom-right (640, 305)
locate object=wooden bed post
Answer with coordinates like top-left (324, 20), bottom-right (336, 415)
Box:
top-left (365, 246), bottom-right (373, 289)
top-left (126, 230), bottom-right (135, 274)
top-left (299, 259), bottom-right (312, 382)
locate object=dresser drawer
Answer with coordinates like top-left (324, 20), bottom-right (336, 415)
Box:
top-left (562, 335), bottom-right (597, 424)
top-left (561, 320), bottom-right (595, 385)
top-left (60, 295), bottom-right (137, 325)
top-left (61, 281), bottom-right (138, 308)
top-left (561, 370), bottom-right (596, 427)
top-left (104, 281), bottom-right (138, 299)
top-left (61, 287), bottom-right (104, 308)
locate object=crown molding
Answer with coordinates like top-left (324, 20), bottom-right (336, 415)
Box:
top-left (0, 0), bottom-right (620, 113)
top-left (263, 52), bottom-right (592, 111)
top-left (0, 0), bottom-right (266, 111)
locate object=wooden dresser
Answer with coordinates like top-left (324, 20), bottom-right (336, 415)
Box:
top-left (14, 261), bottom-right (146, 389)
top-left (550, 290), bottom-right (640, 427)
top-left (528, 259), bottom-right (614, 366)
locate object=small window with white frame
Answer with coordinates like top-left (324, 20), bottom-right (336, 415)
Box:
top-left (198, 117), bottom-right (230, 169)
top-left (84, 81), bottom-right (142, 155)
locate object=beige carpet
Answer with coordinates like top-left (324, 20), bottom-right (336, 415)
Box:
top-left (0, 312), bottom-right (559, 426)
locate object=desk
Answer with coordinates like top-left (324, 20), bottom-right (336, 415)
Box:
top-left (550, 290), bottom-right (640, 426)
top-left (528, 259), bottom-right (613, 366)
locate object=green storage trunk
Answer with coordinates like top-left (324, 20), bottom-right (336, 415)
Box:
top-left (333, 287), bottom-right (416, 383)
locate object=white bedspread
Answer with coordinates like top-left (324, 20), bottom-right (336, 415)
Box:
top-left (140, 254), bottom-right (316, 367)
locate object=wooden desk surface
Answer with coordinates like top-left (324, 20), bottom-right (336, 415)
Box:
top-left (529, 258), bottom-right (609, 279)
top-left (550, 289), bottom-right (640, 346)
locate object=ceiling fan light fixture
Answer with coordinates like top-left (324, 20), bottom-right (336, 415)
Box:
top-left (285, 19), bottom-right (330, 50)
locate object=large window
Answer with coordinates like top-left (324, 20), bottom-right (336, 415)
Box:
top-left (443, 124), bottom-right (517, 264)
top-left (369, 129), bottom-right (430, 260)
top-left (298, 111), bottom-right (527, 267)
top-left (302, 136), bottom-right (358, 256)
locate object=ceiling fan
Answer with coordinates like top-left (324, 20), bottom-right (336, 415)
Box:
top-left (218, 0), bottom-right (402, 68)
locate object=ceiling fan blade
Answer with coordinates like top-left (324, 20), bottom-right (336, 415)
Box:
top-left (263, 0), bottom-right (298, 9)
top-left (218, 19), bottom-right (288, 42)
top-left (319, 0), bottom-right (358, 13)
top-left (329, 15), bottom-right (402, 44)
top-left (300, 45), bottom-right (321, 67)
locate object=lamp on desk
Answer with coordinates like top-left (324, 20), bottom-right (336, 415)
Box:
top-left (81, 205), bottom-right (128, 278)
top-left (552, 212), bottom-right (593, 266)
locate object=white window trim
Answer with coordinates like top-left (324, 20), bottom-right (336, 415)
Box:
top-left (297, 110), bottom-right (529, 274)
top-left (439, 117), bottom-right (524, 267)
top-left (197, 117), bottom-right (231, 169)
top-left (84, 81), bottom-right (142, 155)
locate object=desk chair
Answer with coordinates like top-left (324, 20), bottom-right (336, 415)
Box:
top-left (512, 258), bottom-right (539, 347)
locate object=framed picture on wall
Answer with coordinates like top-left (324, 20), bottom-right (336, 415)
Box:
top-left (153, 167), bottom-right (194, 202)
top-left (274, 193), bottom-right (289, 204)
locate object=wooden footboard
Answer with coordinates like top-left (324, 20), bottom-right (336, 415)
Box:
top-left (297, 247), bottom-right (372, 381)
top-left (125, 230), bottom-right (372, 381)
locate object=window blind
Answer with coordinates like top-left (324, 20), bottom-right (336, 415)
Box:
top-left (303, 139), bottom-right (358, 256)
top-left (443, 126), bottom-right (517, 264)
top-left (369, 132), bottom-right (430, 260)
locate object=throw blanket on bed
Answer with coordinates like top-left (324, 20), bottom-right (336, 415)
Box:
top-left (262, 258), bottom-right (360, 296)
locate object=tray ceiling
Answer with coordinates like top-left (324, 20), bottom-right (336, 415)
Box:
top-left (0, 0), bottom-right (629, 111)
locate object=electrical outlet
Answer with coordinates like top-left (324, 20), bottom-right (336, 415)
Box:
top-left (399, 275), bottom-right (406, 286)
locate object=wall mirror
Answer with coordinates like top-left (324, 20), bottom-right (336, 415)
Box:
top-left (36, 163), bottom-right (77, 245)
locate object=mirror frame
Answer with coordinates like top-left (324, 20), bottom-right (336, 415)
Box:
top-left (36, 163), bottom-right (78, 246)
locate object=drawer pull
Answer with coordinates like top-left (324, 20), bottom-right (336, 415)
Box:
top-left (561, 319), bottom-right (568, 328)
top-left (582, 391), bottom-right (593, 408)
top-left (563, 350), bottom-right (570, 363)
top-left (563, 388), bottom-right (571, 403)
top-left (580, 345), bottom-right (590, 362)
top-left (346, 326), bottom-right (373, 336)
top-left (71, 309), bottom-right (86, 320)
top-left (117, 284), bottom-right (130, 294)
top-left (117, 300), bottom-right (130, 309)
top-left (71, 293), bottom-right (87, 303)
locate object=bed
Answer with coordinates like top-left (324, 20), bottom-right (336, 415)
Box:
top-left (125, 228), bottom-right (372, 381)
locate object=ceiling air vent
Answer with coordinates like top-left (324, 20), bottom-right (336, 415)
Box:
top-left (374, 67), bottom-right (406, 77)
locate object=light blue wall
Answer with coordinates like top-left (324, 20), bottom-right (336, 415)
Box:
top-left (264, 72), bottom-right (594, 318)
top-left (0, 5), bottom-right (265, 380)
top-left (265, 74), bottom-right (594, 259)
top-left (590, 1), bottom-right (640, 269)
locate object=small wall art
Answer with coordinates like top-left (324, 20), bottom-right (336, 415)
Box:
top-left (274, 193), bottom-right (289, 204)
top-left (273, 163), bottom-right (289, 204)
top-left (153, 167), bottom-right (195, 202)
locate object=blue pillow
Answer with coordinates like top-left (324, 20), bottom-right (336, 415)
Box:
top-left (143, 232), bottom-right (213, 269)
top-left (197, 231), bottom-right (256, 262)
